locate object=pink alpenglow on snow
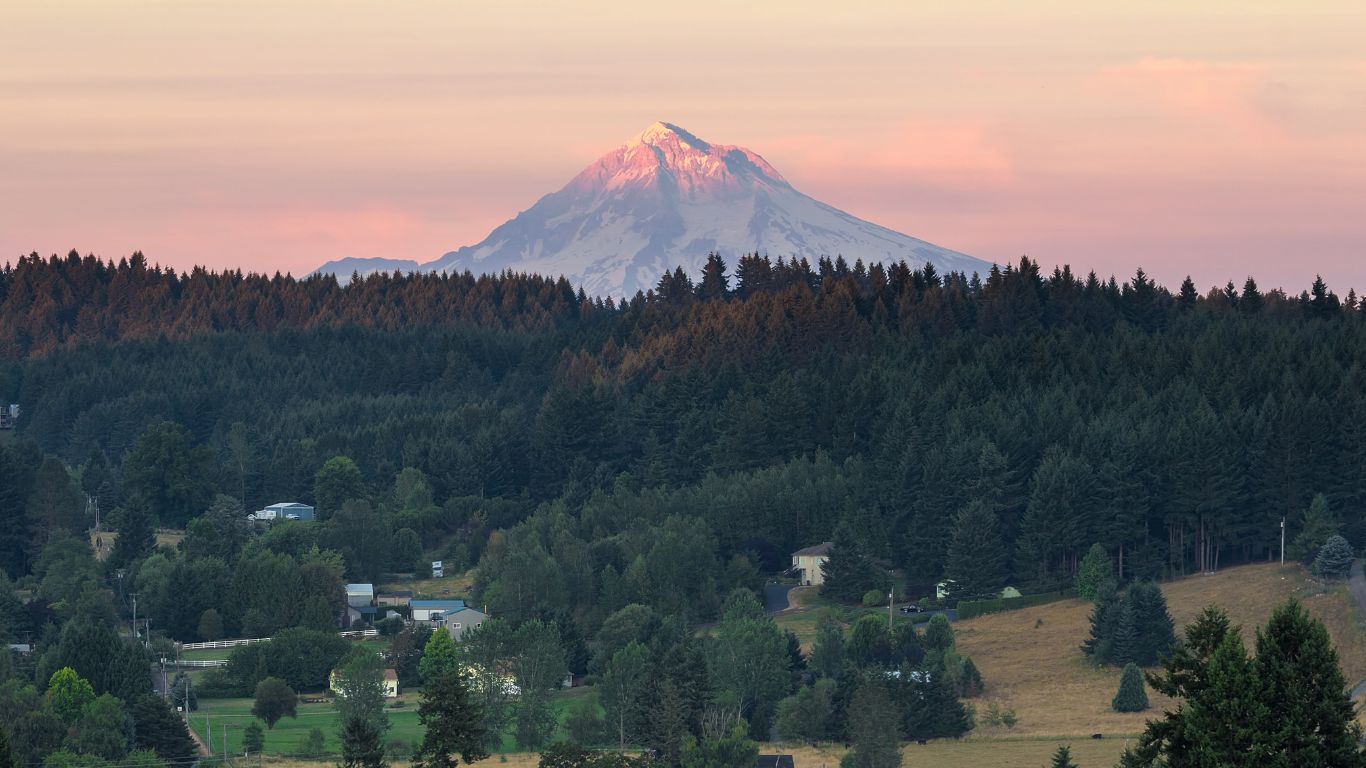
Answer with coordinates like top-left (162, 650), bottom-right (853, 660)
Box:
top-left (315, 122), bottom-right (986, 298)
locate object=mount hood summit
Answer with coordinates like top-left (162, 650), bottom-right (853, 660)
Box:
top-left (315, 122), bottom-right (987, 297)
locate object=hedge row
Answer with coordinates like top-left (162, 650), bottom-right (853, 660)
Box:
top-left (957, 589), bottom-right (1076, 620)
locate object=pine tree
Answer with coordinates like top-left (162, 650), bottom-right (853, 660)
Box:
top-left (1074, 543), bottom-right (1114, 602)
top-left (1048, 745), bottom-right (1078, 768)
top-left (697, 253), bottom-right (730, 301)
top-left (1288, 493), bottom-right (1338, 563)
top-left (820, 525), bottom-right (885, 603)
top-left (943, 500), bottom-right (1009, 602)
top-left (1081, 582), bottom-right (1119, 661)
top-left (243, 721), bottom-right (265, 754)
top-left (412, 668), bottom-right (489, 768)
top-left (340, 714), bottom-right (387, 768)
top-left (1109, 601), bottom-right (1138, 666)
top-left (1112, 663), bottom-right (1149, 712)
top-left (1127, 582), bottom-right (1176, 666)
top-left (107, 503), bottom-right (155, 570)
top-left (1177, 276), bottom-right (1198, 309)
top-left (1253, 600), bottom-right (1364, 766)
top-left (1312, 535), bottom-right (1353, 580)
top-left (843, 679), bottom-right (901, 768)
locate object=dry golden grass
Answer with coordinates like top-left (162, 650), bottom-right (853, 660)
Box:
top-left (259, 740), bottom-right (1128, 768)
top-left (90, 528), bottom-right (186, 561)
top-left (779, 740), bottom-right (1128, 768)
top-left (377, 570), bottom-right (477, 600)
top-left (956, 562), bottom-right (1366, 738)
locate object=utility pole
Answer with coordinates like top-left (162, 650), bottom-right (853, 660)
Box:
top-left (131, 593), bottom-right (138, 644)
top-left (1281, 517), bottom-right (1286, 565)
top-left (888, 589), bottom-right (894, 630)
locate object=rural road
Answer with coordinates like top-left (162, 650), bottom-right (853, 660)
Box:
top-left (765, 583), bottom-right (794, 614)
top-left (1348, 561), bottom-right (1366, 700)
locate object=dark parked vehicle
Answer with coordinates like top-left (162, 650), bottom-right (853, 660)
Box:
top-left (900, 605), bottom-right (925, 614)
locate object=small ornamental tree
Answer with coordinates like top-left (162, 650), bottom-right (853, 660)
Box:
top-left (1112, 663), bottom-right (1149, 712)
top-left (418, 629), bottom-right (460, 683)
top-left (1312, 535), bottom-right (1353, 581)
top-left (198, 609), bottom-right (224, 642)
top-left (45, 667), bottom-right (96, 724)
top-left (243, 721), bottom-right (265, 755)
top-left (1075, 543), bottom-right (1115, 602)
top-left (252, 677), bottom-right (297, 729)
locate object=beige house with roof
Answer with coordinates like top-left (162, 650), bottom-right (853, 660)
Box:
top-left (792, 542), bottom-right (833, 586)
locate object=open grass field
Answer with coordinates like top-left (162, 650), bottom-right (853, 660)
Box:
top-left (954, 562), bottom-right (1366, 738)
top-left (91, 528), bottom-right (186, 561)
top-left (192, 687), bottom-right (600, 757)
top-left (377, 570), bottom-right (477, 601)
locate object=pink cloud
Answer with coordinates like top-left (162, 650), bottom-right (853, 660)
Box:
top-left (765, 121), bottom-right (1016, 185)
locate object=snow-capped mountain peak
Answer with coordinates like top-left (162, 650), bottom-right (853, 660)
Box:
top-left (315, 123), bottom-right (987, 296)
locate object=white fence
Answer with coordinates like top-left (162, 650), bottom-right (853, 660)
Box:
top-left (179, 637), bottom-right (268, 650)
top-left (161, 658), bottom-right (227, 668)
top-left (178, 628), bottom-right (376, 652)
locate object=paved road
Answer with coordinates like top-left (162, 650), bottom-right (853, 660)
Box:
top-left (765, 583), bottom-right (794, 614)
top-left (1349, 561), bottom-right (1366, 700)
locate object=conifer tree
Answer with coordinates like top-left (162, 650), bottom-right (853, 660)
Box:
top-left (243, 721), bottom-right (265, 755)
top-left (943, 500), bottom-right (1009, 602)
top-left (820, 525), bottom-right (885, 603)
top-left (412, 668), bottom-right (488, 768)
top-left (843, 679), bottom-right (901, 768)
top-left (340, 714), bottom-right (387, 768)
top-left (1074, 543), bottom-right (1114, 602)
top-left (1253, 600), bottom-right (1364, 766)
top-left (1289, 494), bottom-right (1338, 563)
top-left (1049, 745), bottom-right (1078, 768)
top-left (1109, 601), bottom-right (1138, 666)
top-left (1127, 582), bottom-right (1176, 666)
top-left (1312, 535), bottom-right (1353, 581)
top-left (1112, 663), bottom-right (1149, 712)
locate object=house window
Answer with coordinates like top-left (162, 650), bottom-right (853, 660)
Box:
top-left (453, 623), bottom-right (461, 629)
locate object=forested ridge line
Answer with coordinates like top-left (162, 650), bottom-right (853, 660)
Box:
top-left (2, 249), bottom-right (1365, 591)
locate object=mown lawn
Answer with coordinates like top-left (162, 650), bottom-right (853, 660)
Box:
top-left (192, 687), bottom-right (599, 757)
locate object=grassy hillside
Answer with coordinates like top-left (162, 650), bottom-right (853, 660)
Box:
top-left (955, 562), bottom-right (1366, 738)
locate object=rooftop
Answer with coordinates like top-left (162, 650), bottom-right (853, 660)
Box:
top-left (792, 542), bottom-right (833, 557)
top-left (411, 599), bottom-right (466, 609)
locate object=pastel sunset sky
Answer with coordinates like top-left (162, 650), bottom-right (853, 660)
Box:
top-left (3, 1), bottom-right (1365, 293)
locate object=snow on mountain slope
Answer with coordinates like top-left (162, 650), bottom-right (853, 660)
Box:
top-left (315, 122), bottom-right (987, 296)
top-left (312, 256), bottom-right (421, 278)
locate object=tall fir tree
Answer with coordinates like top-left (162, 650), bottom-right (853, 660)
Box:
top-left (943, 500), bottom-right (1009, 602)
top-left (1253, 601), bottom-right (1364, 767)
top-left (820, 525), bottom-right (885, 603)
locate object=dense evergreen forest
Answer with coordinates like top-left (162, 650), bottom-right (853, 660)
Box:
top-left (3, 250), bottom-right (1364, 593)
top-left (3, 249), bottom-right (1366, 768)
